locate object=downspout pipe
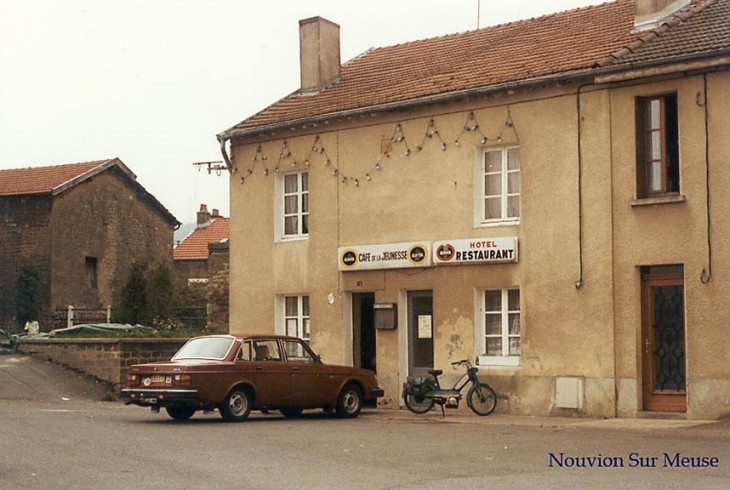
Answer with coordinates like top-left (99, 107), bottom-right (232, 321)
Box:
top-left (218, 136), bottom-right (234, 172)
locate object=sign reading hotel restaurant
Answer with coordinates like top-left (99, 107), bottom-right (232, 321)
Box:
top-left (338, 242), bottom-right (432, 271)
top-left (433, 237), bottom-right (518, 265)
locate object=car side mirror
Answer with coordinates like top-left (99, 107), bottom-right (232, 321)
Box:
top-left (314, 354), bottom-right (322, 363)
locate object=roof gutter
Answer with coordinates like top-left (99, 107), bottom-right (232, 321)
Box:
top-left (217, 51), bottom-right (730, 159)
top-left (593, 51), bottom-right (730, 84)
top-left (216, 68), bottom-right (596, 145)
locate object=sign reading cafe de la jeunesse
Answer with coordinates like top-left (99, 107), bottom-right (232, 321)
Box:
top-left (338, 238), bottom-right (517, 271)
top-left (338, 242), bottom-right (432, 271)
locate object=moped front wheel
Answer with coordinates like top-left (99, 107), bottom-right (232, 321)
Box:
top-left (403, 391), bottom-right (435, 414)
top-left (467, 382), bottom-right (497, 416)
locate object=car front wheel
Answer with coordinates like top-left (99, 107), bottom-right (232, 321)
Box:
top-left (335, 384), bottom-right (363, 418)
top-left (219, 387), bottom-right (252, 422)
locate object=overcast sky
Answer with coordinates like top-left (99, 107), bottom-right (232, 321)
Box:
top-left (0, 0), bottom-right (605, 224)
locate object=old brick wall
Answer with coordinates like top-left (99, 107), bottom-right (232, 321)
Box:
top-left (0, 195), bottom-right (53, 331)
top-left (17, 338), bottom-right (188, 387)
top-left (207, 242), bottom-right (229, 334)
top-left (173, 259), bottom-right (209, 283)
top-left (50, 168), bottom-right (176, 314)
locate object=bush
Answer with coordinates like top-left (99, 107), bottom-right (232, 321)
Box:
top-left (15, 265), bottom-right (41, 328)
top-left (116, 262), bottom-right (205, 334)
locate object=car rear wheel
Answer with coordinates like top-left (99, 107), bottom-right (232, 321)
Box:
top-left (219, 387), bottom-right (252, 422)
top-left (280, 407), bottom-right (304, 418)
top-left (335, 384), bottom-right (363, 418)
top-left (165, 405), bottom-right (195, 421)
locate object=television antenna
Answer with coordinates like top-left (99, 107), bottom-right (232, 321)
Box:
top-left (193, 161), bottom-right (226, 176)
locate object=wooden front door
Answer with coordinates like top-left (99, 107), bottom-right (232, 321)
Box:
top-left (642, 271), bottom-right (686, 412)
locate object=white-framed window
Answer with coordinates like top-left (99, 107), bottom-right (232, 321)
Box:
top-left (283, 295), bottom-right (310, 343)
top-left (475, 147), bottom-right (520, 226)
top-left (278, 171), bottom-right (309, 239)
top-left (476, 288), bottom-right (520, 366)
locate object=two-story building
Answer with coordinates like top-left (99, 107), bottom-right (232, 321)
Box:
top-left (217, 0), bottom-right (730, 419)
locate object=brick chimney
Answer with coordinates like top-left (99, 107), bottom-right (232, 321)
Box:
top-left (299, 16), bottom-right (341, 93)
top-left (211, 208), bottom-right (220, 219)
top-left (634, 0), bottom-right (690, 31)
top-left (197, 204), bottom-right (211, 227)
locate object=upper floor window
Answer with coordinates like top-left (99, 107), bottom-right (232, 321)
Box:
top-left (282, 172), bottom-right (309, 238)
top-left (636, 94), bottom-right (679, 198)
top-left (85, 256), bottom-right (98, 289)
top-left (476, 147), bottom-right (520, 226)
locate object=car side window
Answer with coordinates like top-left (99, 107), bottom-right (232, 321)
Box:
top-left (237, 341), bottom-right (252, 361)
top-left (253, 340), bottom-right (282, 362)
top-left (283, 339), bottom-right (315, 363)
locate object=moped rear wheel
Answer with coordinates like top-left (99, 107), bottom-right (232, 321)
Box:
top-left (467, 382), bottom-right (497, 416)
top-left (403, 387), bottom-right (435, 414)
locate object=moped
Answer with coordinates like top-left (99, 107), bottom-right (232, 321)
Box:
top-left (402, 359), bottom-right (497, 416)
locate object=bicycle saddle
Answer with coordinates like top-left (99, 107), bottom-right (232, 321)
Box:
top-left (428, 369), bottom-right (443, 377)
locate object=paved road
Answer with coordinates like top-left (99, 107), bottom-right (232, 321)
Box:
top-left (1, 353), bottom-right (729, 489)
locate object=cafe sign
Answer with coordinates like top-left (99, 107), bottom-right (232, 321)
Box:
top-left (433, 237), bottom-right (518, 265)
top-left (338, 242), bottom-right (432, 271)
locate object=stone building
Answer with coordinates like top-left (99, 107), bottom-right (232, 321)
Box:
top-left (173, 204), bottom-right (230, 333)
top-left (217, 0), bottom-right (730, 419)
top-left (0, 159), bottom-right (179, 330)
top-left (173, 204), bottom-right (229, 284)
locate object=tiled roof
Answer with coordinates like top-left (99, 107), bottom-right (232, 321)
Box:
top-left (174, 218), bottom-right (230, 260)
top-left (0, 159), bottom-right (179, 226)
top-left (601, 0), bottom-right (728, 67)
top-left (221, 0), bottom-right (726, 139)
top-left (0, 160), bottom-right (112, 196)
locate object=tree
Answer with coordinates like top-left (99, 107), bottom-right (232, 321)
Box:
top-left (117, 262), bottom-right (149, 325)
top-left (15, 265), bottom-right (41, 328)
top-left (116, 262), bottom-right (189, 331)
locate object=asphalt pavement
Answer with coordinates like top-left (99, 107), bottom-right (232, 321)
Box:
top-left (1, 353), bottom-right (728, 490)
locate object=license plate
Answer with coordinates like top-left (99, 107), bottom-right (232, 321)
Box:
top-left (150, 375), bottom-right (166, 383)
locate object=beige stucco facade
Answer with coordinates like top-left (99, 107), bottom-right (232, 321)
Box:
top-left (227, 69), bottom-right (730, 420)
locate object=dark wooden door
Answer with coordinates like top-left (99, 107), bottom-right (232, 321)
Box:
top-left (642, 273), bottom-right (686, 412)
top-left (408, 290), bottom-right (433, 377)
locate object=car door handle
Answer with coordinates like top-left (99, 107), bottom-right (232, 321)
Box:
top-left (255, 366), bottom-right (263, 371)
top-left (291, 367), bottom-right (299, 372)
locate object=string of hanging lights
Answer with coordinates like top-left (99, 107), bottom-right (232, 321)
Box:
top-left (233, 108), bottom-right (518, 186)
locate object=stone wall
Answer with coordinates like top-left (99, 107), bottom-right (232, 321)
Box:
top-left (17, 338), bottom-right (188, 388)
top-left (207, 241), bottom-right (229, 334)
top-left (0, 195), bottom-right (53, 330)
top-left (50, 169), bottom-right (176, 312)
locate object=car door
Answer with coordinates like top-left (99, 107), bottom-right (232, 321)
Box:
top-left (283, 339), bottom-right (329, 407)
top-left (251, 339), bottom-right (291, 407)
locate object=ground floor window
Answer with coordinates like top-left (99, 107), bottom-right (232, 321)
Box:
top-left (477, 288), bottom-right (520, 366)
top-left (283, 295), bottom-right (310, 343)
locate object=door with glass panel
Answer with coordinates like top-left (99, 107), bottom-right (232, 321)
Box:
top-left (641, 267), bottom-right (686, 412)
top-left (407, 291), bottom-right (433, 377)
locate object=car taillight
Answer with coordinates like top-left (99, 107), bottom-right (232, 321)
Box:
top-left (126, 373), bottom-right (138, 387)
top-left (172, 374), bottom-right (192, 386)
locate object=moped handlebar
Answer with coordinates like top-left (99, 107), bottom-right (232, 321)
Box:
top-left (450, 359), bottom-right (470, 367)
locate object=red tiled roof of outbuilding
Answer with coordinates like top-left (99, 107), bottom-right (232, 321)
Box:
top-left (0, 159), bottom-right (179, 226)
top-left (174, 218), bottom-right (230, 261)
top-left (0, 160), bottom-right (111, 196)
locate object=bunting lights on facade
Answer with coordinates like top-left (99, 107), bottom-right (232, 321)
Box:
top-left (233, 108), bottom-right (518, 186)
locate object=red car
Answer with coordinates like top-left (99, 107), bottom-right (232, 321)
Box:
top-left (121, 334), bottom-right (384, 421)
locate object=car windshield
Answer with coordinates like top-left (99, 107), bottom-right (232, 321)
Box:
top-left (173, 337), bottom-right (234, 360)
